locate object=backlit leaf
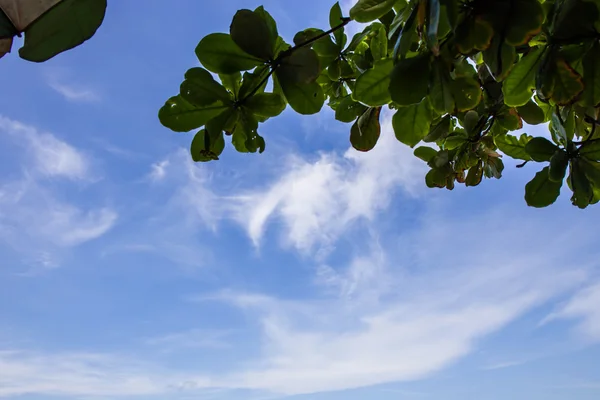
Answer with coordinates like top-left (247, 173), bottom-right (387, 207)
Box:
top-left (354, 58), bottom-right (394, 106)
top-left (525, 167), bottom-right (562, 207)
top-left (196, 33), bottom-right (263, 74)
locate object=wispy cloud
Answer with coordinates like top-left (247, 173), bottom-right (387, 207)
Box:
top-left (47, 81), bottom-right (100, 103)
top-left (0, 116), bottom-right (116, 268)
top-left (144, 329), bottom-right (233, 351)
top-left (543, 282), bottom-right (600, 342)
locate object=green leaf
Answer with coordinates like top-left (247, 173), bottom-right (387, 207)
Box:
top-left (424, 115), bottom-right (451, 142)
top-left (465, 161), bottom-right (484, 187)
top-left (330, 2), bottom-right (346, 46)
top-left (444, 135), bottom-right (467, 150)
top-left (180, 68), bottom-right (231, 107)
top-left (525, 137), bottom-right (560, 162)
top-left (549, 58), bottom-right (584, 105)
top-left (393, 3), bottom-right (418, 60)
top-left (583, 41), bottom-right (600, 107)
top-left (429, 60), bottom-right (454, 114)
top-left (496, 108), bottom-right (523, 131)
top-left (190, 129), bottom-right (226, 162)
top-left (239, 66), bottom-right (270, 99)
top-left (245, 93), bottom-right (286, 118)
top-left (336, 95), bottom-right (368, 123)
top-left (19, 0), bottom-right (107, 62)
top-left (370, 24), bottom-right (388, 61)
top-left (196, 33), bottom-right (263, 74)
top-left (219, 72), bottom-right (242, 98)
top-left (275, 73), bottom-right (325, 115)
top-left (483, 37), bottom-right (516, 81)
top-left (159, 95), bottom-right (227, 133)
top-left (426, 0), bottom-right (441, 54)
top-left (392, 100), bottom-right (432, 147)
top-left (230, 9), bottom-right (277, 60)
top-left (295, 28), bottom-right (340, 57)
top-left (354, 58), bottom-right (394, 106)
top-left (278, 47), bottom-right (321, 84)
top-left (517, 100), bottom-right (546, 125)
top-left (503, 47), bottom-right (545, 107)
top-left (549, 149), bottom-right (569, 182)
top-left (580, 141), bottom-right (600, 161)
top-left (579, 157), bottom-right (600, 188)
top-left (505, 0), bottom-right (544, 46)
top-left (426, 166), bottom-right (453, 188)
top-left (448, 76), bottom-right (481, 112)
top-left (350, 107), bottom-right (382, 151)
top-left (494, 133), bottom-right (532, 161)
top-left (328, 59), bottom-right (342, 81)
top-left (455, 17), bottom-right (493, 54)
top-left (525, 167), bottom-right (562, 208)
top-left (389, 54), bottom-right (431, 106)
top-left (414, 146), bottom-right (438, 162)
top-left (350, 0), bottom-right (397, 23)
top-left (570, 160), bottom-right (594, 208)
top-left (550, 113), bottom-right (569, 145)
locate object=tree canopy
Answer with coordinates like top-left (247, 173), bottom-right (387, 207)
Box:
top-left (158, 0), bottom-right (600, 209)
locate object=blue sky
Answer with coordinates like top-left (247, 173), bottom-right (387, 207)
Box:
top-left (1, 1), bottom-right (600, 399)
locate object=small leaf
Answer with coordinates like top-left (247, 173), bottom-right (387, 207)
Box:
top-left (393, 3), bottom-right (418, 60)
top-left (517, 100), bottom-right (546, 125)
top-left (354, 58), bottom-right (394, 106)
top-left (239, 66), bottom-right (270, 99)
top-left (196, 33), bottom-right (263, 74)
top-left (19, 0), bottom-right (106, 62)
top-left (336, 95), bottom-right (368, 123)
top-left (245, 93), bottom-right (286, 118)
top-left (180, 68), bottom-right (231, 107)
top-left (483, 36), bottom-right (516, 81)
top-left (219, 72), bottom-right (242, 98)
top-left (429, 60), bottom-right (455, 114)
top-left (444, 135), bottom-right (467, 150)
top-left (525, 167), bottom-right (562, 208)
top-left (190, 129), bottom-right (226, 162)
top-left (525, 137), bottom-right (560, 162)
top-left (350, 107), bottom-right (382, 151)
top-left (465, 161), bottom-right (484, 187)
top-left (350, 0), bottom-right (397, 23)
top-left (494, 133), bottom-right (532, 161)
top-left (392, 100), bottom-right (432, 147)
top-left (414, 146), bottom-right (438, 162)
top-left (496, 108), bottom-right (523, 131)
top-left (503, 47), bottom-right (545, 107)
top-left (159, 95), bottom-right (227, 132)
top-left (230, 9), bottom-right (276, 60)
top-left (424, 115), bottom-right (451, 142)
top-left (370, 24), bottom-right (388, 61)
top-left (389, 53), bottom-right (431, 106)
top-left (330, 2), bottom-right (346, 46)
top-left (448, 76), bottom-right (481, 112)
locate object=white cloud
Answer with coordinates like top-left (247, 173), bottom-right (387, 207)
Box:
top-left (48, 81), bottom-right (100, 103)
top-left (231, 116), bottom-right (426, 252)
top-left (544, 282), bottom-right (600, 342)
top-left (144, 329), bottom-right (232, 351)
top-left (148, 159), bottom-right (170, 181)
top-left (0, 116), bottom-right (116, 268)
top-left (0, 116), bottom-right (89, 180)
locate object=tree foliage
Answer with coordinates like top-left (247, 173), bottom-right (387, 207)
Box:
top-left (159, 0), bottom-right (600, 209)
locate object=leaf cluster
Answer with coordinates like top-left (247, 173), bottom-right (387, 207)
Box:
top-left (159, 0), bottom-right (600, 208)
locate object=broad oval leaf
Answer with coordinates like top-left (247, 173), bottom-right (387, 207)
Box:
top-left (494, 133), bottom-right (532, 161)
top-left (196, 33), bottom-right (263, 74)
top-left (525, 137), bottom-right (560, 162)
top-left (350, 0), bottom-right (397, 23)
top-left (335, 95), bottom-right (368, 123)
top-left (502, 47), bottom-right (545, 107)
top-left (525, 166), bottom-right (562, 208)
top-left (350, 107), bottom-right (382, 151)
top-left (583, 42), bottom-right (600, 107)
top-left (414, 146), bottom-right (438, 162)
top-left (274, 74), bottom-right (325, 115)
top-left (159, 95), bottom-right (227, 133)
top-left (354, 58), bottom-right (394, 106)
top-left (392, 100), bottom-right (432, 147)
top-left (504, 0), bottom-right (544, 46)
top-left (19, 0), bottom-right (106, 62)
top-left (517, 100), bottom-right (546, 125)
top-left (549, 150), bottom-right (569, 182)
top-left (181, 67), bottom-right (231, 107)
top-left (190, 129), bottom-right (226, 162)
top-left (278, 47), bottom-right (321, 84)
top-left (245, 92), bottom-right (286, 118)
top-left (570, 160), bottom-right (594, 209)
top-left (230, 9), bottom-right (277, 61)
top-left (580, 141), bottom-right (600, 161)
top-left (389, 53), bottom-right (432, 106)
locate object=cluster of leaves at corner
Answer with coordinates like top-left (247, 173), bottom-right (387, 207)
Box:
top-left (158, 0), bottom-right (600, 209)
